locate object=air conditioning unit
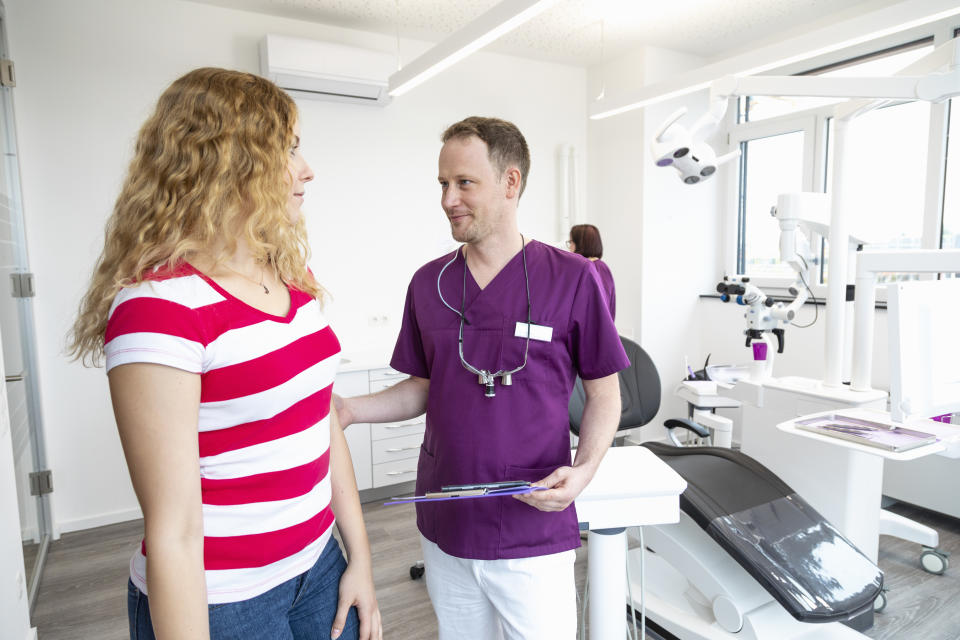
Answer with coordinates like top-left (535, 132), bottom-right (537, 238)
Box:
top-left (260, 34), bottom-right (395, 106)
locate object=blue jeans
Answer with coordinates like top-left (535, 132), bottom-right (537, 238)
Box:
top-left (128, 537), bottom-right (359, 640)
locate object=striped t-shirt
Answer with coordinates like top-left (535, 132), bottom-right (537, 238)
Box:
top-left (104, 263), bottom-right (340, 604)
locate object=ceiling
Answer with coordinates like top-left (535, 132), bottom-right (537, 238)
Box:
top-left (189, 0), bottom-right (895, 66)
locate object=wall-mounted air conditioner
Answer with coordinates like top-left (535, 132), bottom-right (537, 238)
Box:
top-left (260, 34), bottom-right (395, 106)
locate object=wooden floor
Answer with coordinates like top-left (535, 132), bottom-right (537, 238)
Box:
top-left (30, 500), bottom-right (960, 639)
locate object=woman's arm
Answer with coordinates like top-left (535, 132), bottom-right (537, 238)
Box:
top-left (328, 401), bottom-right (382, 640)
top-left (109, 362), bottom-right (208, 639)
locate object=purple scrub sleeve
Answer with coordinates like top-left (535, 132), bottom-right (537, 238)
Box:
top-left (569, 260), bottom-right (623, 380)
top-left (390, 241), bottom-right (629, 561)
top-left (391, 283), bottom-right (429, 379)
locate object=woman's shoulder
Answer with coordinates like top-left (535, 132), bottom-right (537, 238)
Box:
top-left (109, 264), bottom-right (225, 319)
top-left (591, 259), bottom-right (612, 276)
top-left (531, 240), bottom-right (594, 274)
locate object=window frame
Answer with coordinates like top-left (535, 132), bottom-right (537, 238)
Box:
top-left (729, 114), bottom-right (820, 284)
top-left (720, 20), bottom-right (958, 299)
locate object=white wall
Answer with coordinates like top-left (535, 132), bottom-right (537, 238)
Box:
top-left (5, 0), bottom-right (586, 533)
top-left (299, 55), bottom-right (587, 354)
top-left (588, 46), bottom-right (722, 437)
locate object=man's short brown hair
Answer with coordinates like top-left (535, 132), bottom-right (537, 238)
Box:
top-left (442, 116), bottom-right (531, 198)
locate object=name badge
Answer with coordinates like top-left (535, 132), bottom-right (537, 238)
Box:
top-left (515, 322), bottom-right (553, 342)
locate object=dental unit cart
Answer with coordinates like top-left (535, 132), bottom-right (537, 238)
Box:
top-left (574, 445), bottom-right (687, 640)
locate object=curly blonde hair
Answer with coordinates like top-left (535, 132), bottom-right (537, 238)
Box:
top-left (69, 67), bottom-right (323, 366)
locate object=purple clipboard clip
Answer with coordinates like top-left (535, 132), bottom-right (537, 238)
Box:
top-left (384, 485), bottom-right (548, 506)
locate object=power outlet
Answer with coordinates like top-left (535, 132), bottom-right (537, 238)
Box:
top-left (368, 314), bottom-right (389, 327)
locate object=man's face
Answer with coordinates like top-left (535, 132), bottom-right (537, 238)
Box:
top-left (438, 136), bottom-right (508, 244)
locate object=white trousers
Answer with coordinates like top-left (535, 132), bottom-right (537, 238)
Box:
top-left (420, 535), bottom-right (577, 640)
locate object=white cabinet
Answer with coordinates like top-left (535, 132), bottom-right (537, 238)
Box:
top-left (334, 365), bottom-right (425, 493)
top-left (332, 371), bottom-right (372, 491)
top-left (372, 458), bottom-right (419, 487)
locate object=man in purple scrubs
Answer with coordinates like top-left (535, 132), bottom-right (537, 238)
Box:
top-left (338, 117), bottom-right (628, 639)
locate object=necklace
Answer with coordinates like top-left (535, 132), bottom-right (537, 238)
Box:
top-left (223, 263), bottom-right (269, 294)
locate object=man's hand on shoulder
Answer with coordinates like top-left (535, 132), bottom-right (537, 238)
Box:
top-left (513, 464), bottom-right (594, 512)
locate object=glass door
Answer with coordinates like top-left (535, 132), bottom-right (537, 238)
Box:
top-left (0, 6), bottom-right (52, 614)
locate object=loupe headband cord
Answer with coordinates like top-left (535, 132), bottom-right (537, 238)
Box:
top-left (504, 238), bottom-right (531, 375)
top-left (439, 235), bottom-right (532, 384)
top-left (437, 248), bottom-right (464, 318)
top-left (457, 249), bottom-right (485, 379)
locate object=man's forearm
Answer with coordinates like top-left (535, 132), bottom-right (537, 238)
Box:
top-left (341, 376), bottom-right (429, 426)
top-left (572, 373), bottom-right (621, 474)
top-left (515, 372), bottom-right (621, 512)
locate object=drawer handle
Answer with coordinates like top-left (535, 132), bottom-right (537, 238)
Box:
top-left (385, 446), bottom-right (420, 453)
top-left (385, 422), bottom-right (423, 429)
top-left (386, 470), bottom-right (416, 476)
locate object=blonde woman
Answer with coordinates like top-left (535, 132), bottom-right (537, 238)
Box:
top-left (69, 68), bottom-right (381, 640)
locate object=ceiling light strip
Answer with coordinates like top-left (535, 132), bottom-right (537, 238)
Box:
top-left (388, 0), bottom-right (559, 97)
top-left (590, 0), bottom-right (960, 120)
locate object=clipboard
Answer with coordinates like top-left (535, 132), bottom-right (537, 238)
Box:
top-left (384, 483), bottom-right (547, 506)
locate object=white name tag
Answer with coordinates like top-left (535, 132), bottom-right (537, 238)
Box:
top-left (515, 322), bottom-right (553, 342)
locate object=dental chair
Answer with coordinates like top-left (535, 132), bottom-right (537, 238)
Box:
top-left (568, 335), bottom-right (710, 445)
top-left (570, 337), bottom-right (883, 639)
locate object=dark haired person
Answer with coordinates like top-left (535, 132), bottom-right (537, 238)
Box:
top-left (337, 117), bottom-right (627, 638)
top-left (568, 224), bottom-right (616, 320)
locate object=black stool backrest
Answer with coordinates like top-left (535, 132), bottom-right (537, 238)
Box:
top-left (568, 336), bottom-right (661, 436)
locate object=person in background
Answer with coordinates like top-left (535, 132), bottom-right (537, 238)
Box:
top-left (337, 116), bottom-right (628, 639)
top-left (568, 224), bottom-right (616, 320)
top-left (68, 68), bottom-right (381, 640)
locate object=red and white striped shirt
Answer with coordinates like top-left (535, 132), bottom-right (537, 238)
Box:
top-left (104, 264), bottom-right (340, 603)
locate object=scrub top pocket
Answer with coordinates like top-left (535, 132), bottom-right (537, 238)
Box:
top-left (497, 464), bottom-right (580, 558)
top-left (414, 445), bottom-right (438, 540)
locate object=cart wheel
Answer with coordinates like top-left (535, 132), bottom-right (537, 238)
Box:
top-left (410, 562), bottom-right (425, 580)
top-left (920, 548), bottom-right (949, 575)
top-left (873, 590), bottom-right (887, 613)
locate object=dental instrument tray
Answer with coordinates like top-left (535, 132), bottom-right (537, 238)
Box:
top-left (794, 413), bottom-right (936, 452)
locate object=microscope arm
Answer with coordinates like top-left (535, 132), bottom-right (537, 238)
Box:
top-left (770, 210), bottom-right (819, 324)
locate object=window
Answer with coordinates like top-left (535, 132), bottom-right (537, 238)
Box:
top-left (737, 130), bottom-right (805, 276)
top-left (728, 33), bottom-right (952, 290)
top-left (823, 101), bottom-right (932, 283)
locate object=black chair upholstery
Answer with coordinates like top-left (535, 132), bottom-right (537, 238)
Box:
top-left (569, 335), bottom-right (708, 441)
top-left (567, 339), bottom-right (882, 625)
top-left (569, 336), bottom-right (662, 437)
top-left (642, 442), bottom-right (883, 623)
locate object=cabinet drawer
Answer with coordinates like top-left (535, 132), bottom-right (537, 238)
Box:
top-left (369, 367), bottom-right (404, 382)
top-left (373, 458), bottom-right (419, 487)
top-left (372, 418), bottom-right (425, 441)
top-left (370, 377), bottom-right (407, 393)
top-left (372, 432), bottom-right (424, 464)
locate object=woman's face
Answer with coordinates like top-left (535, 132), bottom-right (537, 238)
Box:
top-left (286, 119), bottom-right (314, 223)
top-left (566, 237), bottom-right (576, 253)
